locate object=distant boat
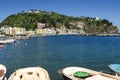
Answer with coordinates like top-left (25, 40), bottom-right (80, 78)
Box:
top-left (8, 67), bottom-right (50, 80)
top-left (109, 64), bottom-right (120, 75)
top-left (0, 64), bottom-right (7, 80)
top-left (62, 66), bottom-right (120, 80)
top-left (0, 38), bottom-right (15, 44)
top-left (0, 45), bottom-right (3, 49)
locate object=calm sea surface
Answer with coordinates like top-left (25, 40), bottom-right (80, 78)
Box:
top-left (1, 35), bottom-right (120, 80)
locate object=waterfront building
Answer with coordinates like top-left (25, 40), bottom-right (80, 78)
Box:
top-left (35, 23), bottom-right (46, 35)
top-left (26, 30), bottom-right (35, 36)
top-left (35, 29), bottom-right (43, 35)
top-left (0, 26), bottom-right (26, 36)
top-left (13, 27), bottom-right (26, 35)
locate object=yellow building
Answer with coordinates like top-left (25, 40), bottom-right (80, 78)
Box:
top-left (35, 29), bottom-right (43, 35)
top-left (0, 26), bottom-right (26, 36)
top-left (13, 27), bottom-right (26, 35)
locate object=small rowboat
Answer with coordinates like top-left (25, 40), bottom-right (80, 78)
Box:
top-left (109, 64), bottom-right (120, 75)
top-left (8, 66), bottom-right (50, 80)
top-left (62, 66), bottom-right (120, 80)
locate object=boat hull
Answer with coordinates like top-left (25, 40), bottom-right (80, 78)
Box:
top-left (0, 39), bottom-right (15, 44)
top-left (8, 67), bottom-right (50, 80)
top-left (109, 64), bottom-right (120, 75)
top-left (0, 64), bottom-right (7, 80)
top-left (62, 67), bottom-right (120, 80)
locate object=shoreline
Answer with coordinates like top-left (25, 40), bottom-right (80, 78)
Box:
top-left (15, 33), bottom-right (120, 39)
top-left (2, 33), bottom-right (120, 42)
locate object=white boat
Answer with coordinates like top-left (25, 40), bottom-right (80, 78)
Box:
top-left (0, 38), bottom-right (15, 44)
top-left (62, 66), bottom-right (120, 80)
top-left (0, 64), bottom-right (7, 80)
top-left (8, 67), bottom-right (50, 80)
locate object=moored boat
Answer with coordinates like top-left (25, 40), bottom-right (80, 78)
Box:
top-left (109, 64), bottom-right (120, 76)
top-left (0, 64), bottom-right (7, 80)
top-left (8, 66), bottom-right (50, 80)
top-left (0, 45), bottom-right (3, 49)
top-left (0, 38), bottom-right (15, 44)
top-left (62, 66), bottom-right (120, 80)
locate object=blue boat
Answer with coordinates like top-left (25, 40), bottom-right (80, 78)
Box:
top-left (109, 64), bottom-right (120, 75)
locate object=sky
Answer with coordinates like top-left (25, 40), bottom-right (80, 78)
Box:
top-left (0, 0), bottom-right (120, 30)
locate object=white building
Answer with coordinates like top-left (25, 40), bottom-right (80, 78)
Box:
top-left (37, 23), bottom-right (46, 29)
top-left (95, 17), bottom-right (100, 20)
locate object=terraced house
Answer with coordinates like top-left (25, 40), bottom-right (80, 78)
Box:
top-left (0, 26), bottom-right (26, 36)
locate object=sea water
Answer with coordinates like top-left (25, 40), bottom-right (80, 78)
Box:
top-left (1, 35), bottom-right (120, 80)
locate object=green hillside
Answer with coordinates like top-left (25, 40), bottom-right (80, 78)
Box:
top-left (0, 10), bottom-right (118, 34)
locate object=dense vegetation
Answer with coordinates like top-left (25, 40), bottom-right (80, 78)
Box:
top-left (0, 10), bottom-right (118, 34)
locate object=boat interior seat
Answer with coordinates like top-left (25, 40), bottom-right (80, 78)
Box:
top-left (0, 70), bottom-right (4, 77)
top-left (17, 72), bottom-right (40, 80)
top-left (85, 74), bottom-right (115, 80)
top-left (9, 67), bottom-right (50, 80)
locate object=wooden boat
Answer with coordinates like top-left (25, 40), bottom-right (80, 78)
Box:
top-left (8, 67), bottom-right (50, 80)
top-left (109, 64), bottom-right (120, 75)
top-left (0, 64), bottom-right (7, 80)
top-left (62, 66), bottom-right (120, 80)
